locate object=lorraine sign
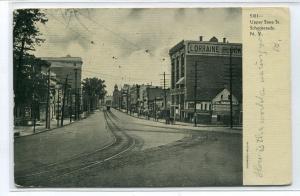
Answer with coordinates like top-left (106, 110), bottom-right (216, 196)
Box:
top-left (186, 41), bottom-right (242, 57)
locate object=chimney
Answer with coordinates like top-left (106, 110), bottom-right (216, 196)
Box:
top-left (223, 37), bottom-right (226, 43)
top-left (199, 36), bottom-right (203, 41)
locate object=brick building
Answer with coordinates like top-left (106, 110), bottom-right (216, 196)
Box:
top-left (169, 36), bottom-right (242, 124)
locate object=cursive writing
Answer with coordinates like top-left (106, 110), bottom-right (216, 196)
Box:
top-left (253, 34), bottom-right (266, 178)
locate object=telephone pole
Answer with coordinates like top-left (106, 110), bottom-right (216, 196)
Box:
top-left (126, 89), bottom-right (129, 114)
top-left (69, 89), bottom-right (73, 123)
top-left (194, 61), bottom-right (198, 127)
top-left (223, 47), bottom-right (238, 128)
top-left (163, 72), bottom-right (167, 123)
top-left (57, 88), bottom-right (61, 127)
top-left (154, 97), bottom-right (157, 121)
top-left (229, 48), bottom-right (233, 128)
top-left (31, 64), bottom-right (37, 133)
top-left (120, 90), bottom-right (123, 110)
top-left (74, 68), bottom-right (78, 120)
top-left (45, 68), bottom-right (51, 129)
top-left (61, 75), bottom-right (69, 126)
top-left (160, 72), bottom-right (170, 124)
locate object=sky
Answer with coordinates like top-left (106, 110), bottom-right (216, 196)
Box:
top-left (34, 8), bottom-right (242, 94)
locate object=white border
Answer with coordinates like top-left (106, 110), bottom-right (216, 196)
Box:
top-left (1, 1), bottom-right (299, 195)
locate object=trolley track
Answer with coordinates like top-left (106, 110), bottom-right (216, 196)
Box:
top-left (15, 111), bottom-right (136, 186)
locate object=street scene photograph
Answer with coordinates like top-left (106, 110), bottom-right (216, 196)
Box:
top-left (13, 8), bottom-right (243, 187)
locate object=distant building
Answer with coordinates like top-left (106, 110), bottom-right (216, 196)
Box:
top-left (112, 84), bottom-right (121, 108)
top-left (169, 36), bottom-right (242, 124)
top-left (120, 84), bottom-right (171, 118)
top-left (120, 84), bottom-right (131, 110)
top-left (129, 84), bottom-right (140, 113)
top-left (145, 86), bottom-right (171, 118)
top-left (138, 84), bottom-right (152, 114)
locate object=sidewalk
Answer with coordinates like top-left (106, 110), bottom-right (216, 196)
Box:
top-left (115, 109), bottom-right (242, 132)
top-left (14, 119), bottom-right (75, 137)
top-left (13, 110), bottom-right (100, 137)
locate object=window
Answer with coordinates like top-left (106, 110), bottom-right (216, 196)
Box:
top-left (171, 59), bottom-right (175, 89)
top-left (176, 56), bottom-right (180, 83)
top-left (221, 95), bottom-right (223, 100)
top-left (180, 94), bottom-right (184, 105)
top-left (204, 103), bottom-right (207, 110)
top-left (180, 54), bottom-right (185, 78)
top-left (228, 94), bottom-right (231, 100)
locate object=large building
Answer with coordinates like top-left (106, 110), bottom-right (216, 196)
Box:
top-left (169, 36), bottom-right (242, 124)
top-left (41, 55), bottom-right (83, 90)
top-left (41, 55), bottom-right (83, 120)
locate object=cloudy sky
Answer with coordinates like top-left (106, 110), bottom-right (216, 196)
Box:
top-left (34, 8), bottom-right (241, 94)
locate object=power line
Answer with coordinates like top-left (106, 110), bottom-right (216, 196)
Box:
top-left (83, 69), bottom-right (151, 81)
top-left (78, 11), bottom-right (143, 51)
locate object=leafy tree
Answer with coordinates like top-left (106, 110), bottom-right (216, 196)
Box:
top-left (13, 9), bottom-right (48, 121)
top-left (82, 77), bottom-right (107, 112)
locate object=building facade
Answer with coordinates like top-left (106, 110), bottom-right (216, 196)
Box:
top-left (41, 55), bottom-right (83, 120)
top-left (169, 36), bottom-right (242, 124)
top-left (119, 84), bottom-right (171, 118)
top-left (112, 84), bottom-right (121, 108)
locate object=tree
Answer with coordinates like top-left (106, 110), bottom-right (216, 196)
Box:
top-left (13, 9), bottom-right (48, 81)
top-left (82, 78), bottom-right (107, 112)
top-left (13, 9), bottom-right (48, 123)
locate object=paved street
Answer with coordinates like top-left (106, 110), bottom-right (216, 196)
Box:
top-left (14, 108), bottom-right (242, 187)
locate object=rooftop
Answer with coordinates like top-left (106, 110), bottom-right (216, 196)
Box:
top-left (41, 56), bottom-right (83, 64)
top-left (169, 36), bottom-right (242, 54)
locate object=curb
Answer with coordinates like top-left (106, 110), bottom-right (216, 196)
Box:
top-left (14, 113), bottom-right (94, 139)
top-left (114, 109), bottom-right (242, 131)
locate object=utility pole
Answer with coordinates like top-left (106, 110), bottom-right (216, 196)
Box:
top-left (163, 72), bottom-right (167, 123)
top-left (126, 89), bottom-right (129, 114)
top-left (32, 100), bottom-right (36, 133)
top-left (31, 65), bottom-right (37, 133)
top-left (57, 88), bottom-right (60, 127)
top-left (229, 48), bottom-right (233, 128)
top-left (154, 97), bottom-right (157, 121)
top-left (194, 61), bottom-right (198, 127)
top-left (69, 89), bottom-right (73, 123)
top-left (61, 75), bottom-right (69, 126)
top-left (77, 87), bottom-right (81, 119)
top-left (119, 94), bottom-right (122, 110)
top-left (159, 72), bottom-right (170, 123)
top-left (74, 68), bottom-right (78, 120)
top-left (118, 94), bottom-right (122, 111)
top-left (45, 68), bottom-right (50, 129)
